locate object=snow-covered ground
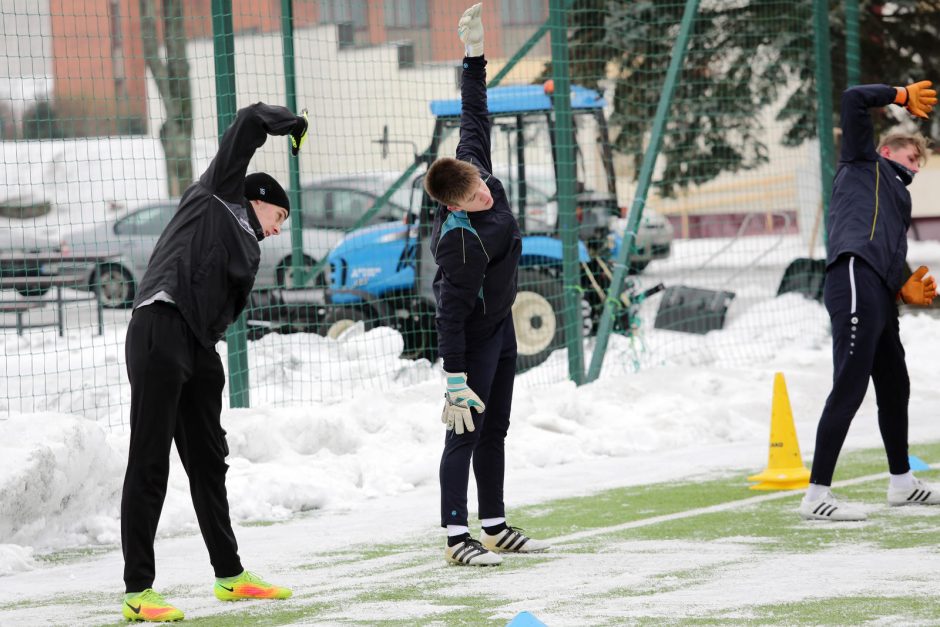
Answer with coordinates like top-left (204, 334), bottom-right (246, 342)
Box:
top-left (3, 276), bottom-right (940, 583)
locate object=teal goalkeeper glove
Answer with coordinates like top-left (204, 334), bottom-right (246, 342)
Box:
top-left (441, 371), bottom-right (486, 435)
top-left (457, 3), bottom-right (484, 58)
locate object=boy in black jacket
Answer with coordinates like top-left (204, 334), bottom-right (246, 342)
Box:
top-left (799, 81), bottom-right (937, 521)
top-left (423, 3), bottom-right (548, 566)
top-left (120, 103), bottom-right (307, 621)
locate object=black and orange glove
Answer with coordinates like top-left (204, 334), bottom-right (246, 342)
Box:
top-left (894, 81), bottom-right (937, 119)
top-left (899, 266), bottom-right (937, 306)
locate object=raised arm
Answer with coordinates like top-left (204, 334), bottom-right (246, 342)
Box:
top-left (454, 4), bottom-right (492, 173)
top-left (838, 85), bottom-right (895, 163)
top-left (839, 81), bottom-right (936, 163)
top-left (200, 102), bottom-right (307, 202)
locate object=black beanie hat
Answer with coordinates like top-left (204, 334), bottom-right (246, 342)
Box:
top-left (244, 172), bottom-right (290, 215)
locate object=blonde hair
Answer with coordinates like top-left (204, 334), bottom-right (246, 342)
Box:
top-left (878, 132), bottom-right (930, 166)
top-left (424, 157), bottom-right (479, 207)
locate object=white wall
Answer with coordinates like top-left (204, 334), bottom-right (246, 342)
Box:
top-left (148, 23), bottom-right (462, 187)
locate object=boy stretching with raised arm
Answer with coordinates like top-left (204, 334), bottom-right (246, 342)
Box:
top-left (424, 3), bottom-right (549, 565)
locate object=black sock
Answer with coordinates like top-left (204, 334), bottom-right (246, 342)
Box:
top-left (447, 532), bottom-right (471, 547)
top-left (482, 522), bottom-right (508, 535)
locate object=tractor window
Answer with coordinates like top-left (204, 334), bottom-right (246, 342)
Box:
top-left (436, 111), bottom-right (611, 194)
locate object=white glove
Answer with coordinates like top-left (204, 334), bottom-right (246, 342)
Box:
top-left (441, 371), bottom-right (486, 435)
top-left (457, 3), bottom-right (484, 58)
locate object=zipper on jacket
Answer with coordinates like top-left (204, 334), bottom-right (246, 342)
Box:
top-left (868, 163), bottom-right (880, 241)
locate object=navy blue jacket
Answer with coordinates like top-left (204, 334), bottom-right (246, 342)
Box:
top-left (430, 56), bottom-right (522, 373)
top-left (826, 84), bottom-right (913, 292)
top-left (134, 103), bottom-right (302, 348)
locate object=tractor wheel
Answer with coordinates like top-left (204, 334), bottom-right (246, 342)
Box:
top-left (513, 268), bottom-right (565, 372)
top-left (322, 306), bottom-right (373, 339)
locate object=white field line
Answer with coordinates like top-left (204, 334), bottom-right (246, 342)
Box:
top-left (548, 469), bottom-right (923, 546)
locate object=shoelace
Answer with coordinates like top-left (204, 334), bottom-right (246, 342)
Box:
top-left (137, 589), bottom-right (169, 605)
top-left (463, 538), bottom-right (488, 551)
top-left (239, 571), bottom-right (269, 585)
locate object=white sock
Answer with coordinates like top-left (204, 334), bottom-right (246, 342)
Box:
top-left (481, 517), bottom-right (505, 528)
top-left (806, 483), bottom-right (830, 501)
top-left (890, 471), bottom-right (916, 489)
top-left (446, 525), bottom-right (469, 537)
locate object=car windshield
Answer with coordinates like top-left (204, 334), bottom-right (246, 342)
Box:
top-left (113, 204), bottom-right (175, 236)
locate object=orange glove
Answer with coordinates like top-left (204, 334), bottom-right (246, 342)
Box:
top-left (899, 266), bottom-right (937, 306)
top-left (894, 81), bottom-right (937, 119)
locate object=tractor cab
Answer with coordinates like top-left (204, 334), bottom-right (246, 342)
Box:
top-left (425, 82), bottom-right (617, 251)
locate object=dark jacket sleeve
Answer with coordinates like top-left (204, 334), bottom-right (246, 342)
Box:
top-left (839, 84), bottom-right (897, 163)
top-left (455, 56), bottom-right (492, 173)
top-left (199, 102), bottom-right (302, 203)
top-left (435, 227), bottom-right (488, 373)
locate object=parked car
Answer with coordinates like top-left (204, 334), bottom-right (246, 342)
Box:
top-left (298, 173), bottom-right (416, 230)
top-left (60, 200), bottom-right (343, 308)
top-left (0, 228), bottom-right (66, 296)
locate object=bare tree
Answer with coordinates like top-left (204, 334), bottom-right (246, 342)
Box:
top-left (140, 0), bottom-right (192, 197)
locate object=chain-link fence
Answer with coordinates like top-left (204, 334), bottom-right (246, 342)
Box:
top-left (1, 0), bottom-right (936, 430)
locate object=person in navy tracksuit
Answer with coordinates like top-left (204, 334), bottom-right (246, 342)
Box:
top-left (421, 3), bottom-right (549, 566)
top-left (799, 81), bottom-right (937, 521)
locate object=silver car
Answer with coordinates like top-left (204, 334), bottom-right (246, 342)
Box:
top-left (60, 200), bottom-right (342, 307)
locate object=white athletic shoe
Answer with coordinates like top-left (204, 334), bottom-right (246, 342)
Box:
top-left (480, 527), bottom-right (549, 553)
top-left (887, 478), bottom-right (940, 506)
top-left (445, 537), bottom-right (502, 566)
top-left (799, 490), bottom-right (867, 521)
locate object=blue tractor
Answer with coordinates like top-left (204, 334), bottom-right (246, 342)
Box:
top-left (305, 83), bottom-right (665, 371)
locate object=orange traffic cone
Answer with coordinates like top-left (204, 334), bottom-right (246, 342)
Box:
top-left (747, 372), bottom-right (810, 490)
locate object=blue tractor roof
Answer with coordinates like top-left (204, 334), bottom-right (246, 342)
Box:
top-left (430, 84), bottom-right (605, 118)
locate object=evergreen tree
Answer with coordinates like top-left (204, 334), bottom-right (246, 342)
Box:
top-left (551, 1), bottom-right (939, 197)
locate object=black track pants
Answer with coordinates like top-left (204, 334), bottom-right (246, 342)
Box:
top-left (121, 302), bottom-right (243, 592)
top-left (440, 315), bottom-right (517, 527)
top-left (810, 255), bottom-right (910, 486)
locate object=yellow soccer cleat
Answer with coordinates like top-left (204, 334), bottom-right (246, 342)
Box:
top-left (122, 589), bottom-right (184, 622)
top-left (214, 570), bottom-right (292, 601)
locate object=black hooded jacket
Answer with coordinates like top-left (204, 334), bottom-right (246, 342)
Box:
top-left (133, 103), bottom-right (302, 348)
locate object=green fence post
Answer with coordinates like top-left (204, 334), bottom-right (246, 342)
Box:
top-left (844, 0), bottom-right (860, 87)
top-left (549, 0), bottom-right (584, 385)
top-left (213, 0), bottom-right (249, 408)
top-left (585, 0), bottom-right (700, 384)
top-left (281, 0), bottom-right (305, 288)
top-left (814, 0), bottom-right (835, 247)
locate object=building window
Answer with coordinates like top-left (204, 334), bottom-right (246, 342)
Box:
top-left (384, 0), bottom-right (429, 28)
top-left (321, 0), bottom-right (368, 29)
top-left (502, 0), bottom-right (545, 25)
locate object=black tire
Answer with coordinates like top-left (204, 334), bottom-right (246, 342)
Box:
top-left (513, 268), bottom-right (565, 372)
top-left (15, 284), bottom-right (50, 297)
top-left (322, 306), bottom-right (374, 339)
top-left (400, 308), bottom-right (437, 361)
top-left (276, 255), bottom-right (326, 289)
top-left (93, 264), bottom-right (135, 308)
top-left (629, 259), bottom-right (650, 274)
